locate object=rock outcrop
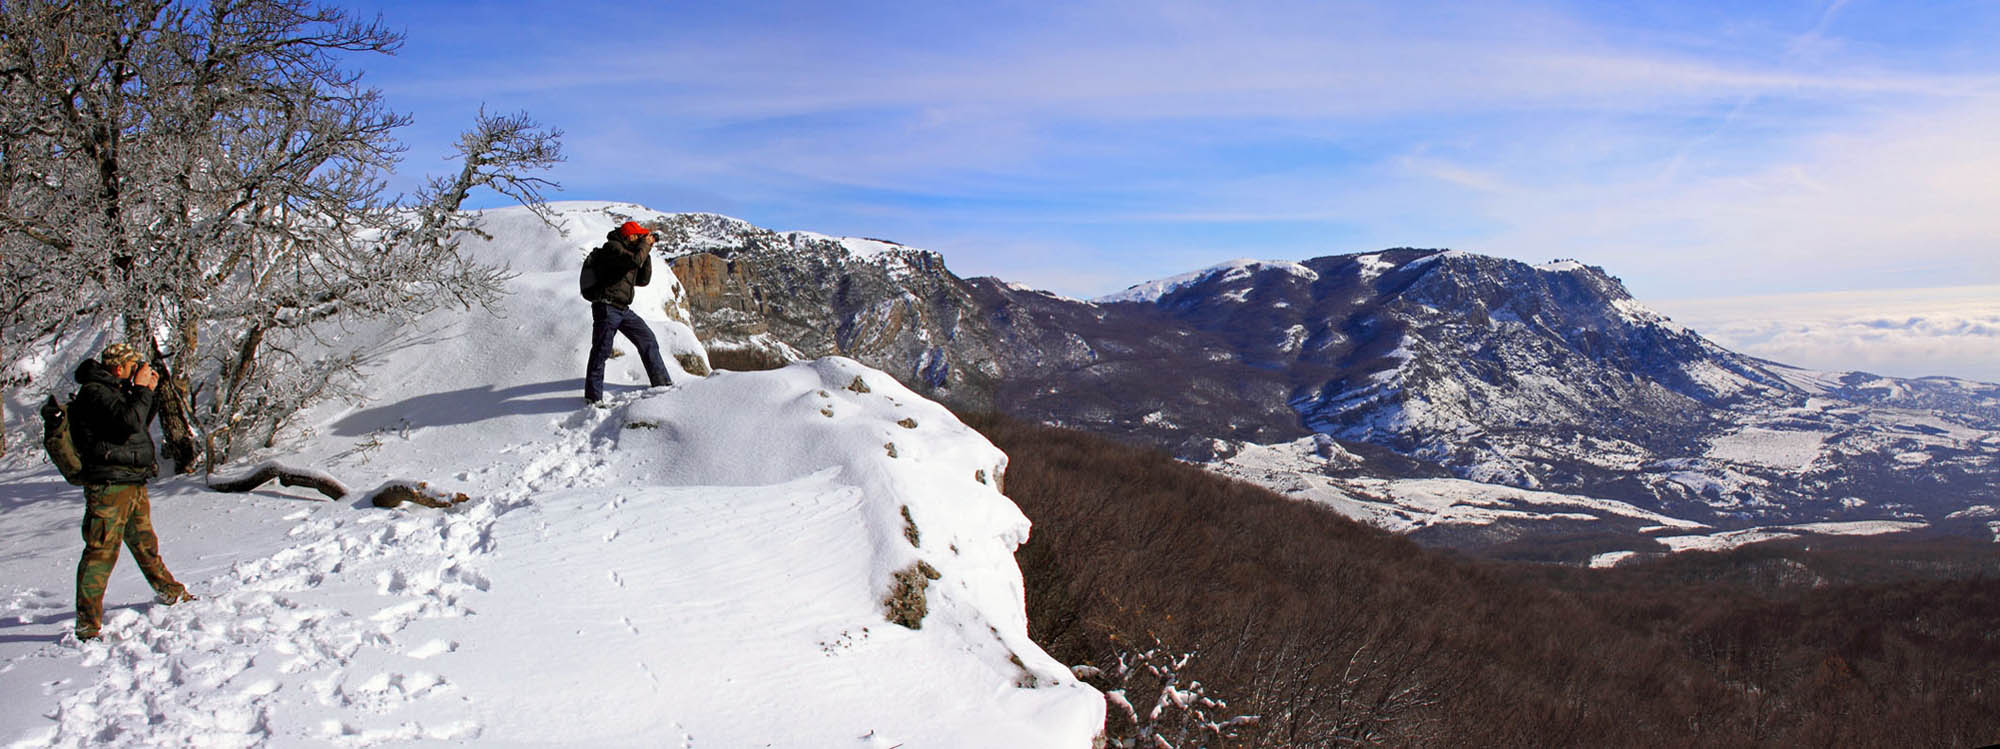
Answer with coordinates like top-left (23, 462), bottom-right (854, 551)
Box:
top-left (653, 213), bottom-right (1002, 410)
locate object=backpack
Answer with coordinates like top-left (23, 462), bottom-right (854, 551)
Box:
top-left (578, 252), bottom-right (600, 301)
top-left (40, 395), bottom-right (88, 485)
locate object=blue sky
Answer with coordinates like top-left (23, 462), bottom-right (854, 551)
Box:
top-left (338, 0), bottom-right (1999, 379)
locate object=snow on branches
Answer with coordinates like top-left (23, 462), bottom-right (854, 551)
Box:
top-left (0, 0), bottom-right (563, 470)
top-left (1073, 637), bottom-right (1259, 749)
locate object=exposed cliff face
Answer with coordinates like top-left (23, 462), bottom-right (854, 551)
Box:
top-left (651, 213), bottom-right (1002, 411)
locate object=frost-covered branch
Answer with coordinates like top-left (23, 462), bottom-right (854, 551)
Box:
top-left (1073, 638), bottom-right (1260, 749)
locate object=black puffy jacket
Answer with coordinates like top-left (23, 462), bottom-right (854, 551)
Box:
top-left (70, 359), bottom-right (160, 485)
top-left (585, 229), bottom-right (654, 308)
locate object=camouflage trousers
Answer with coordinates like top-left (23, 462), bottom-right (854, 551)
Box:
top-left (75, 484), bottom-right (185, 638)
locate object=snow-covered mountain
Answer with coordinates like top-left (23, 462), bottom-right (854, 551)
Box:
top-left (1080, 250), bottom-right (2000, 530)
top-left (569, 202), bottom-right (1996, 546)
top-left (0, 201), bottom-right (1103, 746)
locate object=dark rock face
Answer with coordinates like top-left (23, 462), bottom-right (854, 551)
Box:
top-left (658, 213), bottom-right (2000, 527)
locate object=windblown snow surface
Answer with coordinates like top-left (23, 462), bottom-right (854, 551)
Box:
top-left (0, 202), bottom-right (1103, 747)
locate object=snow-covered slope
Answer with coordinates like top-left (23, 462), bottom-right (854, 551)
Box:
top-left (1207, 433), bottom-right (1938, 563)
top-left (1094, 258), bottom-right (1320, 305)
top-left (0, 201), bottom-right (1103, 747)
top-left (1210, 437), bottom-right (1705, 535)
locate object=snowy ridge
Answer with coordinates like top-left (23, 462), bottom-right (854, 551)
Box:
top-left (0, 202), bottom-right (1102, 746)
top-left (1650, 520), bottom-right (1929, 554)
top-left (1094, 258), bottom-right (1320, 304)
top-left (488, 201), bottom-right (943, 275)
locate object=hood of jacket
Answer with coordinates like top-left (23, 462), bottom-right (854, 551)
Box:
top-left (75, 358), bottom-right (124, 388)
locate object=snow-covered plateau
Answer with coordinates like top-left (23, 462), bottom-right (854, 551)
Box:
top-left (0, 202), bottom-right (1103, 747)
top-left (1207, 434), bottom-right (1954, 563)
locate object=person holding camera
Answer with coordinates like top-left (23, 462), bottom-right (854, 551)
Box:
top-left (581, 220), bottom-right (674, 404)
top-left (68, 342), bottom-right (193, 642)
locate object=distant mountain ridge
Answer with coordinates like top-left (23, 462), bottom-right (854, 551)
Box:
top-left (519, 203), bottom-right (1999, 543)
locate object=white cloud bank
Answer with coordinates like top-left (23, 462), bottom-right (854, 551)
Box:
top-left (1653, 285), bottom-right (2000, 383)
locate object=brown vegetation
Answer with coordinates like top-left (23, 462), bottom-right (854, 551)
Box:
top-left (969, 413), bottom-right (2000, 747)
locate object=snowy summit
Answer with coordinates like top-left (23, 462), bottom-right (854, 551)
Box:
top-left (1094, 258), bottom-right (1321, 305)
top-left (0, 202), bottom-right (1103, 747)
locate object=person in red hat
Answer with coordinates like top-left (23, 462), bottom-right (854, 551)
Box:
top-left (580, 220), bottom-right (673, 404)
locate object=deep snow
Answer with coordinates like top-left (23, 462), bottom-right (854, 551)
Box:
top-left (0, 202), bottom-right (1103, 747)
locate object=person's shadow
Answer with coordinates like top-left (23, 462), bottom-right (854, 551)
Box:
top-left (332, 379), bottom-right (578, 436)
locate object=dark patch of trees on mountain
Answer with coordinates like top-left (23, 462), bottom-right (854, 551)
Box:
top-left (969, 414), bottom-right (2000, 747)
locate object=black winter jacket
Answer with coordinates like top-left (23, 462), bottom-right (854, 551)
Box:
top-left (585, 230), bottom-right (654, 308)
top-left (70, 359), bottom-right (160, 485)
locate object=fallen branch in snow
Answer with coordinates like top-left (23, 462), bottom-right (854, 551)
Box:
top-left (207, 462), bottom-right (349, 501)
top-left (368, 481), bottom-right (471, 510)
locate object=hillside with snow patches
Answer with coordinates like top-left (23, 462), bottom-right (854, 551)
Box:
top-left (0, 202), bottom-right (1103, 746)
top-left (1072, 247), bottom-right (2000, 552)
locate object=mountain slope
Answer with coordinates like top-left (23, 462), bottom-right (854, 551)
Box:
top-left (594, 201), bottom-right (1996, 537)
top-left (0, 201), bottom-right (1102, 747)
top-left (1095, 249), bottom-right (1999, 526)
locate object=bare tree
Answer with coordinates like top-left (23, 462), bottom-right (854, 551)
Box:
top-left (0, 0), bottom-right (561, 467)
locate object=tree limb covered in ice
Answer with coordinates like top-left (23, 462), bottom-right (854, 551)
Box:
top-left (207, 461), bottom-right (348, 501)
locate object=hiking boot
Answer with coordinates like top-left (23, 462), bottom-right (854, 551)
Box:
top-left (155, 589), bottom-right (196, 606)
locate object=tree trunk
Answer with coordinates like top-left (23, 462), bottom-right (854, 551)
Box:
top-left (155, 368), bottom-right (199, 473)
top-left (203, 323), bottom-right (267, 471)
top-left (153, 321), bottom-right (201, 473)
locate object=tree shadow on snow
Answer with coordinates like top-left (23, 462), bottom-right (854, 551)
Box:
top-left (332, 378), bottom-right (585, 436)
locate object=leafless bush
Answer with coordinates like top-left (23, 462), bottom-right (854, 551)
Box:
top-left (1076, 638), bottom-right (1259, 749)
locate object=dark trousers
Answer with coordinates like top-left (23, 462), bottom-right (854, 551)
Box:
top-left (76, 484), bottom-right (184, 637)
top-left (585, 301), bottom-right (672, 401)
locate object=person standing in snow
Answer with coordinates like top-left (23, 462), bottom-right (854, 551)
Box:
top-left (69, 343), bottom-right (194, 641)
top-left (582, 220), bottom-right (674, 404)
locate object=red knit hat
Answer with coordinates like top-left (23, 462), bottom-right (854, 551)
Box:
top-left (617, 221), bottom-right (651, 239)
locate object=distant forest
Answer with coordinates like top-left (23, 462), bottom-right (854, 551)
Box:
top-left (969, 414), bottom-right (2000, 747)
